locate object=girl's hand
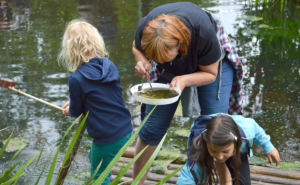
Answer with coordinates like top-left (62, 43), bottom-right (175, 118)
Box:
top-left (169, 75), bottom-right (187, 92)
top-left (135, 61), bottom-right (152, 79)
top-left (61, 101), bottom-right (70, 116)
top-left (266, 148), bottom-right (280, 167)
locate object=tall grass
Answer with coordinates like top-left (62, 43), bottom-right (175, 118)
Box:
top-left (0, 105), bottom-right (182, 184)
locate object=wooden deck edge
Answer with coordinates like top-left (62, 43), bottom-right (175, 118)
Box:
top-left (118, 153), bottom-right (300, 184)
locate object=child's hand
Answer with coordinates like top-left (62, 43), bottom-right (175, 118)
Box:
top-left (266, 148), bottom-right (280, 167)
top-left (61, 101), bottom-right (70, 116)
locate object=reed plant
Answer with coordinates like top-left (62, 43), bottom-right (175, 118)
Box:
top-left (248, 0), bottom-right (286, 11)
top-left (0, 106), bottom-right (183, 185)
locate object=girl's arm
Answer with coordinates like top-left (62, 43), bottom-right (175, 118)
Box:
top-left (250, 118), bottom-right (280, 166)
top-left (250, 118), bottom-right (274, 154)
top-left (215, 162), bottom-right (232, 185)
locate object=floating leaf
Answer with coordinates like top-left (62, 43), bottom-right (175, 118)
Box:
top-left (157, 150), bottom-right (185, 161)
top-left (258, 24), bottom-right (274, 29)
top-left (236, 16), bottom-right (263, 22)
top-left (174, 129), bottom-right (190, 138)
top-left (250, 16), bottom-right (263, 21)
top-left (3, 137), bottom-right (29, 152)
top-left (151, 160), bottom-right (173, 174)
top-left (162, 145), bottom-right (180, 153)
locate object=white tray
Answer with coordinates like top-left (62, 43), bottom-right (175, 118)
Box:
top-left (130, 83), bottom-right (181, 105)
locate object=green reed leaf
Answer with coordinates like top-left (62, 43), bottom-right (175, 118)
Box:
top-left (54, 113), bottom-right (88, 185)
top-left (1, 173), bottom-right (24, 185)
top-left (61, 113), bottom-right (87, 168)
top-left (45, 147), bottom-right (60, 185)
top-left (110, 146), bottom-right (149, 184)
top-left (0, 128), bottom-right (14, 157)
top-left (34, 148), bottom-right (55, 185)
top-left (93, 105), bottom-right (157, 185)
top-left (0, 159), bottom-right (22, 183)
top-left (86, 159), bottom-right (103, 185)
top-left (155, 165), bottom-right (184, 185)
top-left (11, 153), bottom-right (38, 185)
top-left (26, 146), bottom-right (44, 185)
top-left (131, 134), bottom-right (167, 185)
top-left (1, 146), bottom-right (24, 177)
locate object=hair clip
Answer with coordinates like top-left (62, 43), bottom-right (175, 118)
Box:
top-left (197, 129), bottom-right (207, 145)
top-left (230, 132), bottom-right (237, 141)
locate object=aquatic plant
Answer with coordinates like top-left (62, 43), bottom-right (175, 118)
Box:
top-left (0, 128), bottom-right (37, 185)
top-left (0, 106), bottom-right (182, 184)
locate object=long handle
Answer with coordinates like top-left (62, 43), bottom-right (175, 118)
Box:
top-left (8, 86), bottom-right (64, 111)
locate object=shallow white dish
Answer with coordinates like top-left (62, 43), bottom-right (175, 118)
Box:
top-left (130, 83), bottom-right (181, 105)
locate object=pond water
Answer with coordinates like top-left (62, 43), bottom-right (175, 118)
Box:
top-left (0, 0), bottom-right (299, 184)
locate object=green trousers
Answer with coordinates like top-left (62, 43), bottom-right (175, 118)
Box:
top-left (88, 132), bottom-right (132, 184)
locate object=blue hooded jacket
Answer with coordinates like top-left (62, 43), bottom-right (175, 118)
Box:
top-left (68, 57), bottom-right (132, 145)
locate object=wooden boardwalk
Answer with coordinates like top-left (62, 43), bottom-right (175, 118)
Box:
top-left (112, 147), bottom-right (300, 185)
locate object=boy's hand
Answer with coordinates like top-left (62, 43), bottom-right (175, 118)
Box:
top-left (266, 148), bottom-right (280, 167)
top-left (61, 101), bottom-right (70, 116)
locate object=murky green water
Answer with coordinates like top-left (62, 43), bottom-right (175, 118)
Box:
top-left (0, 0), bottom-right (299, 183)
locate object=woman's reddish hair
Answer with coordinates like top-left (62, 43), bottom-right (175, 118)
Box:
top-left (141, 14), bottom-right (191, 63)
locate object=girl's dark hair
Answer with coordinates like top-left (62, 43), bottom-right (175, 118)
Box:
top-left (189, 115), bottom-right (242, 185)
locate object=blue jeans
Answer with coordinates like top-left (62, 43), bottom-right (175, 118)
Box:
top-left (139, 58), bottom-right (234, 145)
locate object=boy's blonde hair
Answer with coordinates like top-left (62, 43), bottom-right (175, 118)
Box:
top-left (58, 19), bottom-right (108, 72)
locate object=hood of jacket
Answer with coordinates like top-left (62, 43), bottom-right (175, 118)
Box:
top-left (77, 57), bottom-right (119, 83)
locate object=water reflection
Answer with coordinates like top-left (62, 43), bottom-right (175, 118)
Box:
top-left (0, 0), bottom-right (30, 31)
top-left (233, 1), bottom-right (300, 161)
top-left (0, 0), bottom-right (299, 183)
top-left (77, 0), bottom-right (118, 47)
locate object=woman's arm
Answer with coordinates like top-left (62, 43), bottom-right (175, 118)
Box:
top-left (132, 41), bottom-right (152, 79)
top-left (169, 60), bottom-right (219, 91)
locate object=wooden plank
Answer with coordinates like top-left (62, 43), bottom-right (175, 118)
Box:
top-left (112, 166), bottom-right (177, 184)
top-left (112, 165), bottom-right (286, 185)
top-left (123, 147), bottom-right (300, 181)
top-left (250, 165), bottom-right (300, 180)
top-left (250, 173), bottom-right (300, 185)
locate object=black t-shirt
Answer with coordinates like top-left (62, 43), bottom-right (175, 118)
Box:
top-left (134, 2), bottom-right (221, 76)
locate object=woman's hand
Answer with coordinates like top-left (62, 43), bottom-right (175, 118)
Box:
top-left (61, 101), bottom-right (70, 116)
top-left (132, 41), bottom-right (152, 79)
top-left (169, 75), bottom-right (188, 92)
top-left (135, 61), bottom-right (152, 79)
top-left (266, 148), bottom-right (280, 167)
